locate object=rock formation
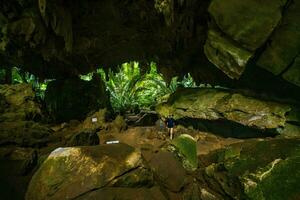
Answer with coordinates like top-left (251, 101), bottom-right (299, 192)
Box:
top-left (156, 88), bottom-right (300, 138)
top-left (0, 0), bottom-right (299, 97)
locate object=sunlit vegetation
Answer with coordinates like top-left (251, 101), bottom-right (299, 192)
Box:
top-left (80, 62), bottom-right (197, 113)
top-left (1, 62), bottom-right (198, 113)
top-left (0, 67), bottom-right (51, 99)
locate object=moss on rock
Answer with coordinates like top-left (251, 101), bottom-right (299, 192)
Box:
top-left (156, 88), bottom-right (291, 130)
top-left (203, 139), bottom-right (300, 199)
top-left (26, 144), bottom-right (143, 200)
top-left (172, 134), bottom-right (198, 171)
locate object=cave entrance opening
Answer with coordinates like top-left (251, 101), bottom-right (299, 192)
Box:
top-left (79, 61), bottom-right (197, 115)
top-left (0, 66), bottom-right (53, 100)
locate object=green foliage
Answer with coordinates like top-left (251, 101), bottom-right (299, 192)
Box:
top-left (98, 62), bottom-right (180, 113)
top-left (181, 73), bottom-right (196, 88)
top-left (11, 67), bottom-right (50, 99)
top-left (103, 61), bottom-right (141, 113)
top-left (79, 72), bottom-right (94, 81)
top-left (79, 61), bottom-right (198, 113)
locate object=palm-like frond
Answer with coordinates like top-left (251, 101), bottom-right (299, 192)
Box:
top-left (98, 62), bottom-right (197, 113)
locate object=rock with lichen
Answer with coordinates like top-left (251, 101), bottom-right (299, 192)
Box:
top-left (156, 88), bottom-right (294, 133)
top-left (205, 0), bottom-right (286, 79)
top-left (25, 143), bottom-right (147, 200)
top-left (0, 84), bottom-right (42, 122)
top-left (172, 134), bottom-right (198, 171)
top-left (202, 139), bottom-right (300, 199)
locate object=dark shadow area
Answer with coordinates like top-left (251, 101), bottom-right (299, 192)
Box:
top-left (0, 160), bottom-right (32, 200)
top-left (177, 117), bottom-right (278, 139)
top-left (232, 62), bottom-right (300, 104)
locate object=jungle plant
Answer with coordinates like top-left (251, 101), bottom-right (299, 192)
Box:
top-left (100, 61), bottom-right (142, 113)
top-left (11, 67), bottom-right (51, 99)
top-left (98, 62), bottom-right (184, 113)
top-left (79, 61), bottom-right (197, 113)
top-left (181, 73), bottom-right (196, 88)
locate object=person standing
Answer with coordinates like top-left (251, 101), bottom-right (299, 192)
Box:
top-left (166, 115), bottom-right (175, 140)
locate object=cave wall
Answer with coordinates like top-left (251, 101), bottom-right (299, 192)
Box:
top-left (0, 0), bottom-right (299, 99)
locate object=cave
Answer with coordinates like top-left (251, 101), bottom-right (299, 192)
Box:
top-left (0, 0), bottom-right (300, 199)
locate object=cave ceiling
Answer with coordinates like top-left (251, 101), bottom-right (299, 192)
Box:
top-left (0, 0), bottom-right (300, 97)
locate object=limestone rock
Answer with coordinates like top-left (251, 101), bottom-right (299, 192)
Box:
top-left (0, 121), bottom-right (51, 147)
top-left (108, 115), bottom-right (127, 133)
top-left (203, 139), bottom-right (300, 199)
top-left (282, 55), bottom-right (300, 87)
top-left (172, 134), bottom-right (198, 170)
top-left (44, 76), bottom-right (109, 122)
top-left (109, 167), bottom-right (154, 188)
top-left (257, 0), bottom-right (300, 78)
top-left (0, 84), bottom-right (42, 122)
top-left (204, 29), bottom-right (253, 79)
top-left (277, 123), bottom-right (300, 138)
top-left (208, 0), bottom-right (285, 51)
top-left (149, 151), bottom-right (186, 192)
top-left (156, 88), bottom-right (291, 130)
top-left (68, 131), bottom-right (99, 146)
top-left (26, 143), bottom-right (143, 200)
top-left (205, 0), bottom-right (286, 79)
top-left (80, 109), bottom-right (108, 132)
top-left (75, 187), bottom-right (166, 200)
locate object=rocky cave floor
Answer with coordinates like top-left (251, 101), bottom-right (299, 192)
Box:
top-left (0, 84), bottom-right (300, 200)
top-left (2, 120), bottom-right (299, 200)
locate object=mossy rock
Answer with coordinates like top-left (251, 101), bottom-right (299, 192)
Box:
top-left (26, 144), bottom-right (143, 200)
top-left (156, 88), bottom-right (291, 131)
top-left (208, 0), bottom-right (286, 51)
top-left (257, 1), bottom-right (300, 85)
top-left (204, 139), bottom-right (300, 199)
top-left (172, 134), bottom-right (198, 171)
top-left (204, 28), bottom-right (253, 79)
top-left (242, 156), bottom-right (300, 200)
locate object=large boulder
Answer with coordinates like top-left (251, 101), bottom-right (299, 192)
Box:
top-left (204, 28), bottom-right (253, 79)
top-left (0, 84), bottom-right (42, 122)
top-left (149, 151), bottom-right (187, 192)
top-left (202, 139), bottom-right (300, 199)
top-left (156, 88), bottom-right (294, 133)
top-left (205, 0), bottom-right (286, 79)
top-left (172, 134), bottom-right (198, 171)
top-left (44, 76), bottom-right (109, 122)
top-left (257, 1), bottom-right (300, 87)
top-left (75, 187), bottom-right (166, 200)
top-left (208, 0), bottom-right (285, 51)
top-left (25, 143), bottom-right (148, 200)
